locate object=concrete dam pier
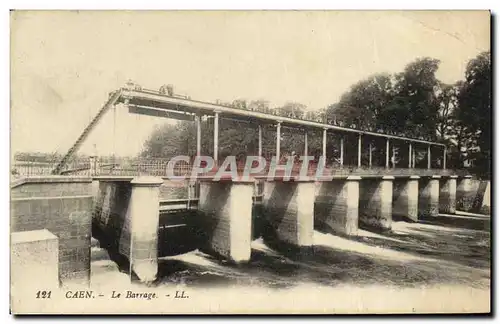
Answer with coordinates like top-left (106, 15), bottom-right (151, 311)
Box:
top-left (88, 173), bottom-right (479, 284)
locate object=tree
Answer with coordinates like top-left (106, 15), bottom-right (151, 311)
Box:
top-left (141, 122), bottom-right (195, 158)
top-left (432, 81), bottom-right (469, 169)
top-left (139, 53), bottom-right (491, 176)
top-left (278, 102), bottom-right (307, 119)
top-left (436, 82), bottom-right (461, 142)
top-left (231, 99), bottom-right (248, 110)
top-left (140, 99), bottom-right (315, 163)
top-left (330, 58), bottom-right (443, 140)
top-left (456, 51), bottom-right (491, 177)
top-left (392, 57), bottom-right (441, 140)
top-left (248, 100), bottom-right (271, 113)
top-left (329, 73), bottom-right (394, 131)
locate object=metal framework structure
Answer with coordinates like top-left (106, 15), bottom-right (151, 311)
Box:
top-left (52, 84), bottom-right (447, 174)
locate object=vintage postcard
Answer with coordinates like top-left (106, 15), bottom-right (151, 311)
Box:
top-left (10, 10), bottom-right (491, 314)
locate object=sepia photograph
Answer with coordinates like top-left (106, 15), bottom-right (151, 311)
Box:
top-left (9, 10), bottom-right (491, 314)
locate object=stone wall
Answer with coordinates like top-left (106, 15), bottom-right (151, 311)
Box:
top-left (439, 176), bottom-right (457, 214)
top-left (359, 177), bottom-right (393, 230)
top-left (314, 177), bottom-right (360, 236)
top-left (471, 180), bottom-right (491, 215)
top-left (10, 177), bottom-right (93, 284)
top-left (457, 176), bottom-right (475, 212)
top-left (392, 176), bottom-right (419, 222)
top-left (418, 176), bottom-right (440, 218)
top-left (93, 181), bottom-right (132, 258)
top-left (263, 180), bottom-right (315, 246)
top-left (198, 181), bottom-right (254, 263)
top-left (92, 178), bottom-right (163, 282)
top-left (11, 229), bottom-right (59, 292)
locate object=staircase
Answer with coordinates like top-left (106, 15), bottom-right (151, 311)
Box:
top-left (90, 236), bottom-right (129, 287)
top-left (52, 90), bottom-right (123, 175)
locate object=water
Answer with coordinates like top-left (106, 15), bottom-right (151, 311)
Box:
top-left (149, 213), bottom-right (492, 290)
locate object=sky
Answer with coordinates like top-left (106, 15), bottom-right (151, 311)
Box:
top-left (10, 10), bottom-right (490, 157)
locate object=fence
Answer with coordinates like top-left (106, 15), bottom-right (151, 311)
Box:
top-left (11, 157), bottom-right (471, 178)
top-left (11, 159), bottom-right (92, 177)
top-left (11, 157), bottom-right (192, 177)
